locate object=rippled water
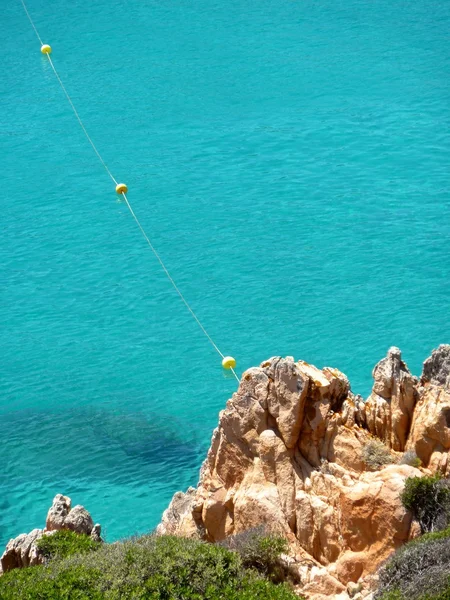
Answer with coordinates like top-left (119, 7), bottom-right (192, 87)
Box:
top-left (1, 0), bottom-right (449, 546)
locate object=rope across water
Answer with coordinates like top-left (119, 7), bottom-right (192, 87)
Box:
top-left (19, 0), bottom-right (239, 382)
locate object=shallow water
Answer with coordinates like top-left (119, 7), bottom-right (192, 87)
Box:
top-left (1, 0), bottom-right (449, 545)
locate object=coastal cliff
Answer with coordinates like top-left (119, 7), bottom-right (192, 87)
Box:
top-left (2, 346), bottom-right (449, 598)
top-left (159, 345), bottom-right (450, 599)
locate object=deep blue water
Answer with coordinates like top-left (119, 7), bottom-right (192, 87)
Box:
top-left (1, 0), bottom-right (449, 547)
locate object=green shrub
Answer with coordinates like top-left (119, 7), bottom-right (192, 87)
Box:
top-left (401, 475), bottom-right (450, 533)
top-left (0, 564), bottom-right (104, 599)
top-left (375, 531), bottom-right (450, 600)
top-left (37, 530), bottom-right (101, 561)
top-left (377, 591), bottom-right (403, 600)
top-left (0, 534), bottom-right (301, 600)
top-left (218, 526), bottom-right (288, 579)
top-left (377, 583), bottom-right (450, 600)
top-left (362, 439), bottom-right (394, 470)
top-left (399, 451), bottom-right (422, 468)
top-left (414, 525), bottom-right (450, 544)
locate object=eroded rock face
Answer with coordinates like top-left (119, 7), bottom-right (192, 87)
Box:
top-left (421, 344), bottom-right (450, 389)
top-left (159, 346), bottom-right (450, 600)
top-left (0, 529), bottom-right (44, 572)
top-left (64, 506), bottom-right (94, 536)
top-left (46, 494), bottom-right (71, 531)
top-left (365, 347), bottom-right (417, 451)
top-left (1, 495), bottom-right (101, 574)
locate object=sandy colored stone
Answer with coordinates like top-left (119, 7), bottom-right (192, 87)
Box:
top-left (0, 528), bottom-right (49, 572)
top-left (46, 494), bottom-right (71, 531)
top-left (365, 347), bottom-right (417, 451)
top-left (157, 349), bottom-right (449, 598)
top-left (266, 358), bottom-right (309, 448)
top-left (301, 565), bottom-right (347, 598)
top-left (64, 505), bottom-right (94, 536)
top-left (406, 386), bottom-right (450, 466)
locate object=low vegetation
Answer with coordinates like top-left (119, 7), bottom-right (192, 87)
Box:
top-left (0, 532), bottom-right (301, 600)
top-left (37, 529), bottom-right (101, 561)
top-left (399, 450), bottom-right (422, 468)
top-left (361, 439), bottom-right (394, 470)
top-left (401, 474), bottom-right (450, 533)
top-left (218, 526), bottom-right (288, 581)
top-left (375, 526), bottom-right (450, 600)
top-left (375, 475), bottom-right (450, 600)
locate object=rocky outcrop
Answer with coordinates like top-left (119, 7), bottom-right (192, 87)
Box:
top-left (0, 529), bottom-right (44, 572)
top-left (159, 345), bottom-right (450, 599)
top-left (46, 494), bottom-right (71, 531)
top-left (421, 344), bottom-right (450, 389)
top-left (365, 347), bottom-right (418, 451)
top-left (0, 494), bottom-right (101, 574)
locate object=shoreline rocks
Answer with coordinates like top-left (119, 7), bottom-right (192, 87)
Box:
top-left (0, 494), bottom-right (101, 574)
top-left (158, 345), bottom-right (450, 599)
top-left (2, 344), bottom-right (448, 599)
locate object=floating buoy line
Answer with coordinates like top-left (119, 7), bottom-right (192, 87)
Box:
top-left (19, 0), bottom-right (239, 382)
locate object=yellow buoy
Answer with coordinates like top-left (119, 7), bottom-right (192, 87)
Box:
top-left (41, 44), bottom-right (52, 54)
top-left (222, 356), bottom-right (236, 370)
top-left (115, 183), bottom-right (128, 195)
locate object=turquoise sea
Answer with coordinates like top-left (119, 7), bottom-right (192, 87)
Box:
top-left (1, 0), bottom-right (449, 546)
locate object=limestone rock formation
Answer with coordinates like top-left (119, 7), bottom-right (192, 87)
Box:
top-left (159, 345), bottom-right (450, 600)
top-left (0, 494), bottom-right (101, 573)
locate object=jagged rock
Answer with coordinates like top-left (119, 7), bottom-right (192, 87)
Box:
top-left (1, 494), bottom-right (100, 573)
top-left (64, 506), bottom-right (94, 535)
top-left (90, 524), bottom-right (103, 543)
top-left (157, 487), bottom-right (199, 537)
top-left (265, 358), bottom-right (309, 449)
top-left (1, 534), bottom-right (28, 572)
top-left (406, 385), bottom-right (450, 474)
top-left (159, 347), bottom-right (449, 599)
top-left (421, 344), bottom-right (450, 389)
top-left (365, 347), bottom-right (417, 451)
top-left (0, 529), bottom-right (44, 572)
top-left (46, 494), bottom-right (71, 531)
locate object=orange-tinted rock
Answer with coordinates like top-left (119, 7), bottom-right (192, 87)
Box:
top-left (365, 347), bottom-right (417, 451)
top-left (159, 347), bottom-right (449, 599)
top-left (406, 385), bottom-right (450, 470)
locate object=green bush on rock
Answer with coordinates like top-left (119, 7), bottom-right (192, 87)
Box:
top-left (375, 526), bottom-right (450, 600)
top-left (218, 526), bottom-right (288, 580)
top-left (399, 451), bottom-right (422, 468)
top-left (361, 439), bottom-right (394, 470)
top-left (401, 474), bottom-right (450, 533)
top-left (37, 530), bottom-right (101, 561)
top-left (0, 534), bottom-right (301, 600)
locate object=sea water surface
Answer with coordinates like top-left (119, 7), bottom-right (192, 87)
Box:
top-left (1, 0), bottom-right (449, 546)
